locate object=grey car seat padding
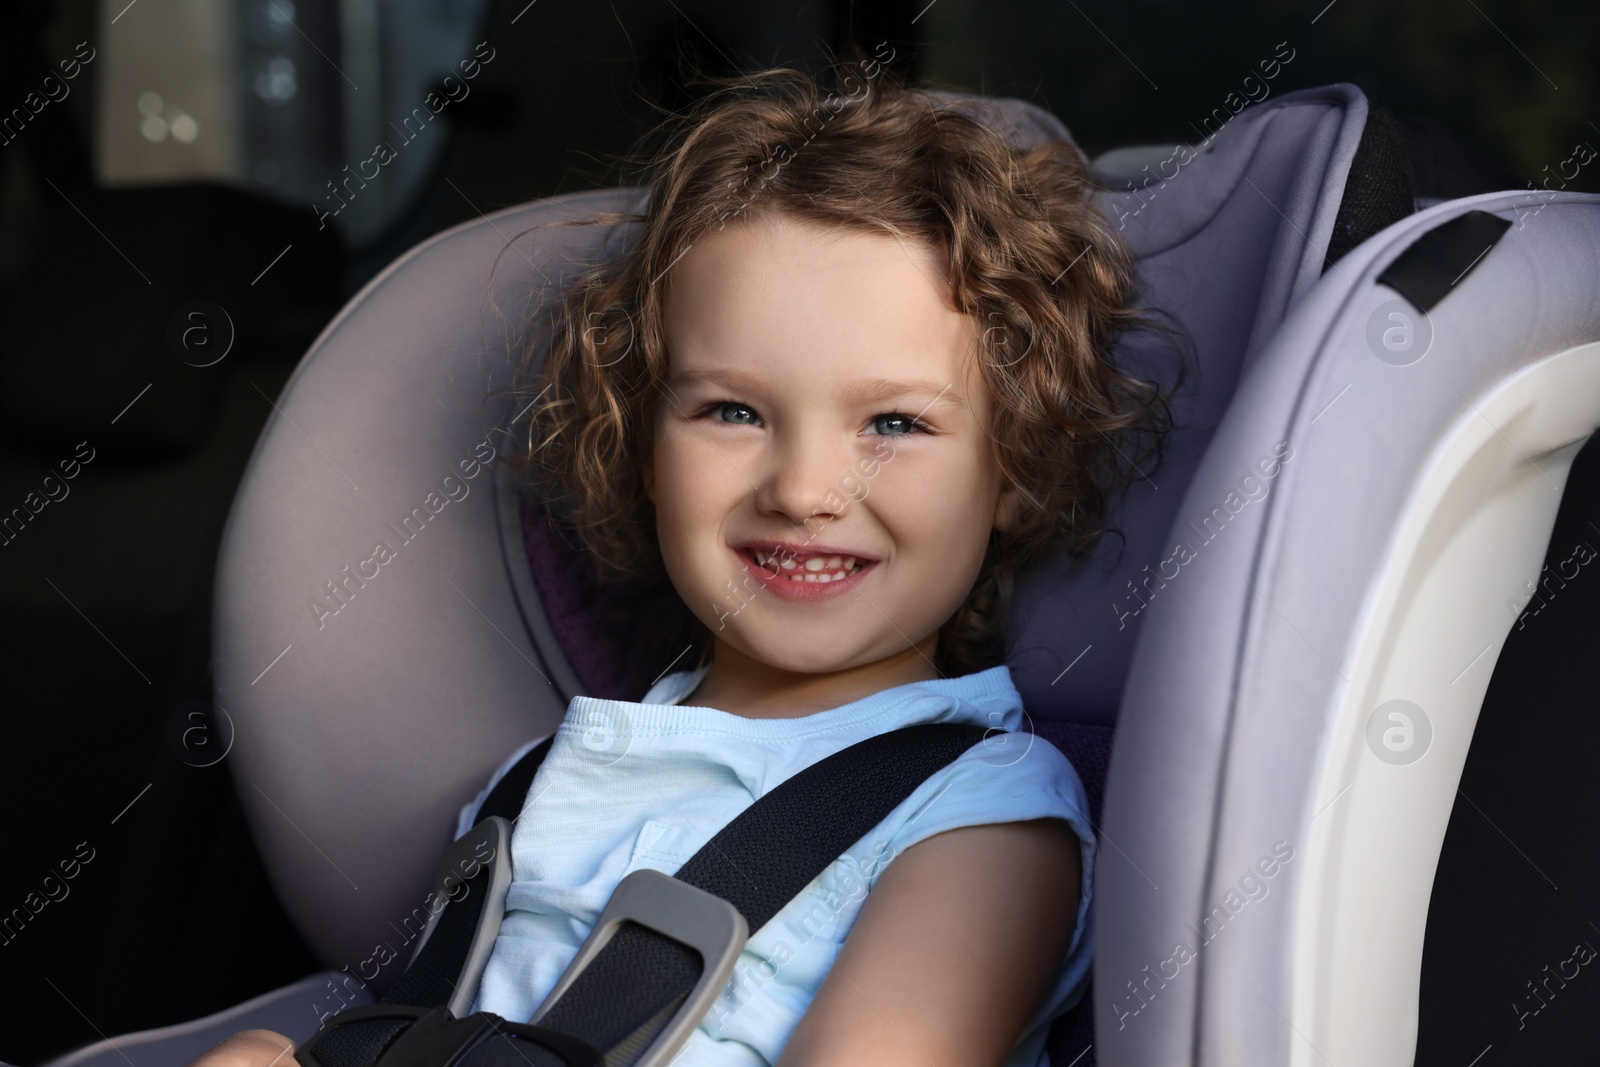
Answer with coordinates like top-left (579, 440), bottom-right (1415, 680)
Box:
top-left (1002, 84), bottom-right (1369, 726)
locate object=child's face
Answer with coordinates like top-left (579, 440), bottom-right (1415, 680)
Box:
top-left (646, 212), bottom-right (1017, 677)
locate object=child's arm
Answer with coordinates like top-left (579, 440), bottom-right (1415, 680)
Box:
top-left (776, 819), bottom-right (1083, 1067)
top-left (185, 1029), bottom-right (296, 1067)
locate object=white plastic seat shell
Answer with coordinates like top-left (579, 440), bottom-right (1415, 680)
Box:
top-left (1094, 189), bottom-right (1600, 1066)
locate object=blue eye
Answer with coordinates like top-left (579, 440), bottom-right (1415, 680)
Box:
top-left (707, 400), bottom-right (761, 426)
top-left (870, 413), bottom-right (930, 436)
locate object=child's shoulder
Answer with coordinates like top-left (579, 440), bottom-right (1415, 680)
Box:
top-left (922, 722), bottom-right (1091, 831)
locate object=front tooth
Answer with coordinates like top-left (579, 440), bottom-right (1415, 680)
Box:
top-left (780, 557), bottom-right (796, 570)
top-left (804, 557), bottom-right (825, 571)
top-left (826, 555), bottom-right (842, 570)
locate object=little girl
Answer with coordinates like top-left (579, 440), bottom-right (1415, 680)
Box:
top-left (198, 59), bottom-right (1173, 1067)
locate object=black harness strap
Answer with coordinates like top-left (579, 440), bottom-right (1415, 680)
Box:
top-left (303, 721), bottom-right (993, 1067)
top-left (309, 737), bottom-right (558, 1067)
top-left (370, 734), bottom-right (558, 1008)
top-left (478, 735), bottom-right (556, 822)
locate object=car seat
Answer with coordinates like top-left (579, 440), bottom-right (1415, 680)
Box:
top-left (34, 81), bottom-right (1600, 1067)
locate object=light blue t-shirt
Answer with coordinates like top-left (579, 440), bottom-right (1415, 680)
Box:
top-left (453, 664), bottom-right (1095, 1066)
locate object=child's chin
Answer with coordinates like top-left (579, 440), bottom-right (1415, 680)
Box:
top-left (737, 630), bottom-right (862, 674)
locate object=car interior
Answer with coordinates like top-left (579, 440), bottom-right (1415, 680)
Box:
top-left (2, 2), bottom-right (1596, 1065)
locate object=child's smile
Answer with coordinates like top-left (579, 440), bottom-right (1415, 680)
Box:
top-left (732, 539), bottom-right (875, 600)
top-left (645, 211), bottom-right (1019, 715)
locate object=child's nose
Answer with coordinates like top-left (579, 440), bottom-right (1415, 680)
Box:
top-left (753, 431), bottom-right (856, 525)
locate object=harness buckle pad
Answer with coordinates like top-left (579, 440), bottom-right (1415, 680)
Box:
top-left (529, 868), bottom-right (749, 1067)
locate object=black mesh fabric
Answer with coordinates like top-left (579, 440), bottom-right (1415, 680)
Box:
top-left (537, 921), bottom-right (700, 1062)
top-left (532, 921), bottom-right (702, 1062)
top-left (600, 992), bottom-right (687, 1067)
top-left (310, 1011), bottom-right (600, 1067)
top-left (476, 736), bottom-right (554, 823)
top-left (469, 1025), bottom-right (596, 1067)
top-left (310, 1018), bottom-right (414, 1067)
top-left (534, 722), bottom-right (991, 1057)
top-left (381, 863), bottom-right (492, 1009)
top-left (1323, 104), bottom-right (1416, 270)
top-left (308, 864), bottom-right (492, 1066)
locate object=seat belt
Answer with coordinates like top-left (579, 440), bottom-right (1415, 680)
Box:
top-left (296, 720), bottom-right (991, 1067)
top-left (475, 734), bottom-right (556, 825)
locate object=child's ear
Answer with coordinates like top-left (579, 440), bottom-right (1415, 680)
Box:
top-left (993, 480), bottom-right (1021, 532)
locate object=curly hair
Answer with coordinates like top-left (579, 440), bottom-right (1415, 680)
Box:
top-left (500, 59), bottom-right (1183, 680)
